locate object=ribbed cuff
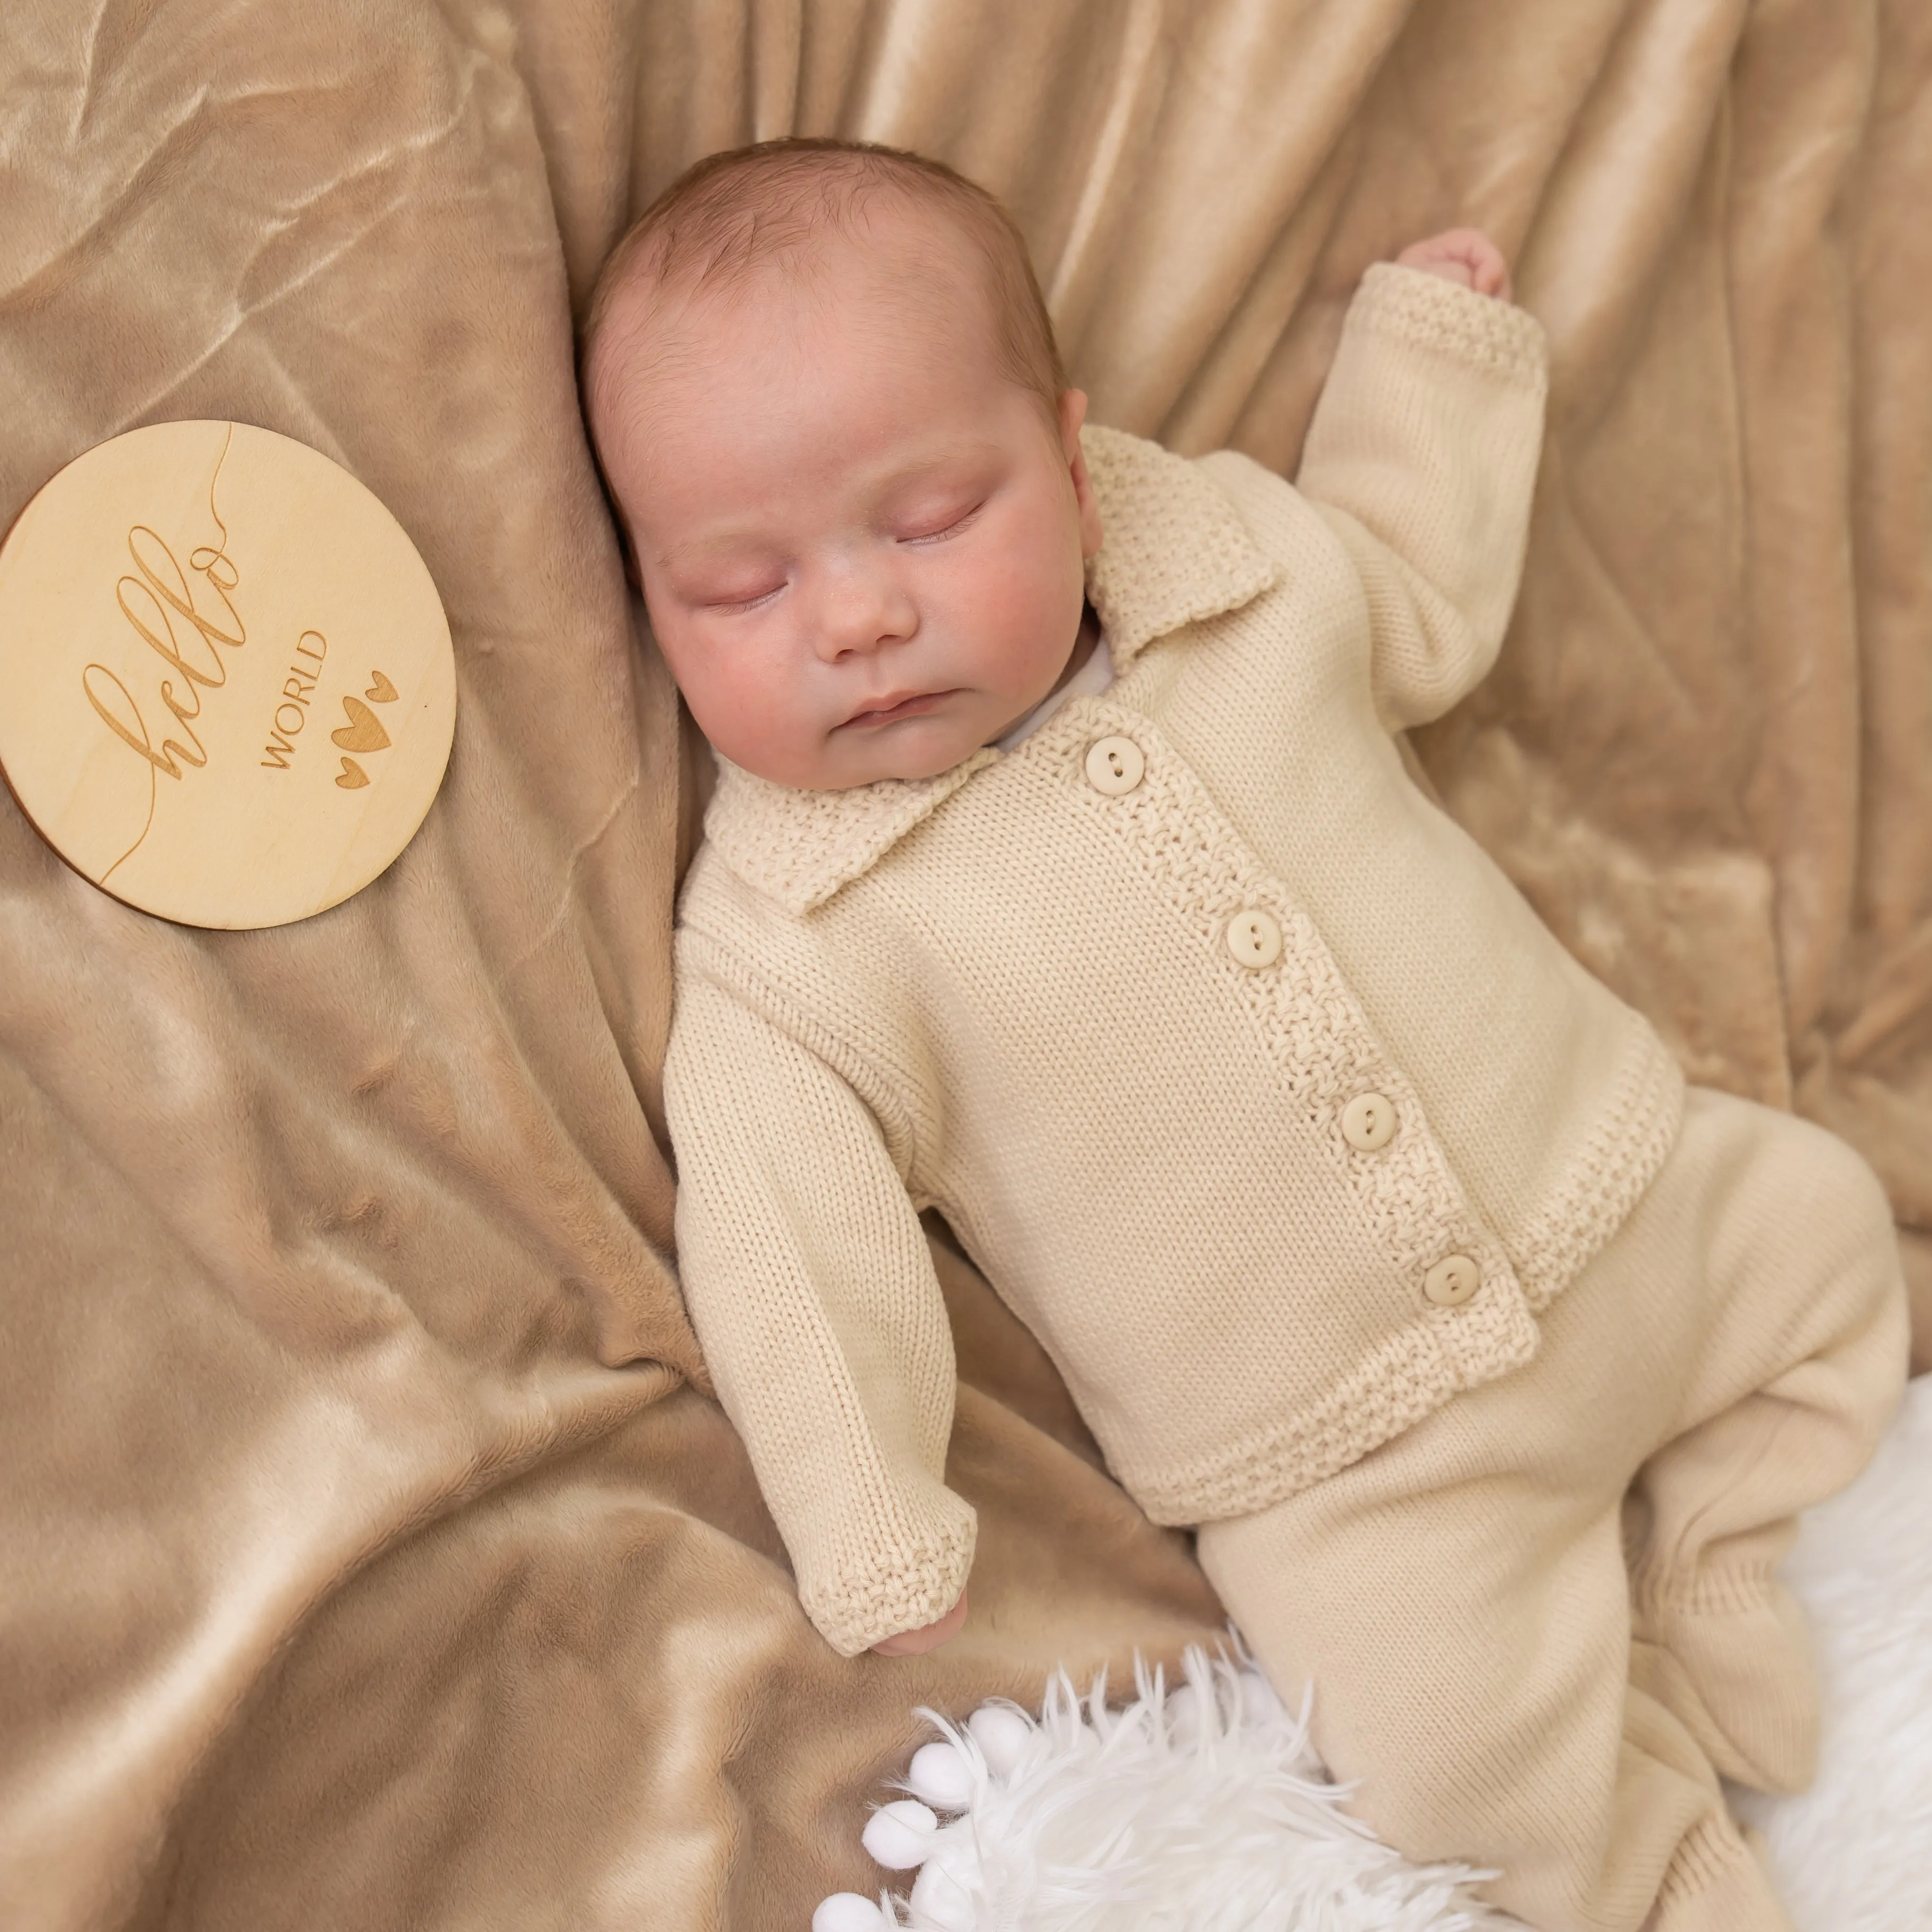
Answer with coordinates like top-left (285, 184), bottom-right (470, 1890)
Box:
top-left (1349, 261), bottom-right (1548, 386)
top-left (1657, 1811), bottom-right (1783, 1927)
top-left (801, 1509), bottom-right (978, 1657)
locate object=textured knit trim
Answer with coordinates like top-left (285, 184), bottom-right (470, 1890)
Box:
top-left (1029, 694), bottom-right (1540, 1520)
top-left (1080, 425), bottom-right (1278, 664)
top-left (700, 426), bottom-right (1276, 914)
top-left (1037, 695), bottom-right (1511, 1289)
top-left (801, 1511), bottom-right (978, 1657)
top-left (1126, 1281), bottom-right (1539, 1525)
top-left (1508, 1025), bottom-right (1685, 1310)
top-left (705, 747), bottom-right (998, 917)
top-left (1350, 262), bottom-right (1549, 388)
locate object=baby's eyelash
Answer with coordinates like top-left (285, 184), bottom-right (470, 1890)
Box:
top-left (703, 582), bottom-right (787, 613)
top-left (901, 501), bottom-right (986, 544)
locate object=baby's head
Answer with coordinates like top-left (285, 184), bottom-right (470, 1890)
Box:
top-left (583, 139), bottom-right (1102, 791)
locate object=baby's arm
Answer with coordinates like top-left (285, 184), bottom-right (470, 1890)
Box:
top-left (1295, 232), bottom-right (1547, 731)
top-left (665, 959), bottom-right (974, 1658)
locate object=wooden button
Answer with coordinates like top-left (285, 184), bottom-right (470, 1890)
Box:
top-left (1084, 734), bottom-right (1144, 795)
top-left (1423, 1254), bottom-right (1481, 1307)
top-left (0, 419), bottom-right (455, 929)
top-left (1341, 1091), bottom-right (1398, 1151)
top-left (1224, 907), bottom-right (1283, 969)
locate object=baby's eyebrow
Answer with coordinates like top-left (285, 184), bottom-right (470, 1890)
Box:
top-left (878, 441), bottom-right (1005, 491)
top-left (656, 441), bottom-right (1009, 568)
top-left (659, 531), bottom-right (771, 564)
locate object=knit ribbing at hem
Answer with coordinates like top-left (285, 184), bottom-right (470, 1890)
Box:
top-left (1121, 1277), bottom-right (1540, 1526)
top-left (1656, 1811), bottom-right (1781, 1928)
top-left (1509, 1024), bottom-right (1686, 1311)
top-left (1350, 262), bottom-right (1548, 387)
top-left (800, 1512), bottom-right (978, 1657)
top-left (1629, 1557), bottom-right (1781, 1620)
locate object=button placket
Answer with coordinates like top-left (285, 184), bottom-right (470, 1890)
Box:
top-left (1084, 735), bottom-right (1144, 796)
top-left (1422, 1254), bottom-right (1481, 1308)
top-left (1224, 907), bottom-right (1282, 970)
top-left (1063, 705), bottom-right (1515, 1327)
top-left (1340, 1090), bottom-right (1397, 1151)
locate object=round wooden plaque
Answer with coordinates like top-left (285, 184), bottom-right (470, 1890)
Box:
top-left (0, 421), bottom-right (456, 928)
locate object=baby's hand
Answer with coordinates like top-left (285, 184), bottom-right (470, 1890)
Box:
top-left (1396, 228), bottom-right (1513, 303)
top-left (871, 1587), bottom-right (969, 1656)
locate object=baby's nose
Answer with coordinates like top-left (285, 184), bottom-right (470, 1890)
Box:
top-left (811, 564), bottom-right (918, 660)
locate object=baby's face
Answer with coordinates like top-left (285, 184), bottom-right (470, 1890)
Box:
top-left (597, 217), bottom-right (1102, 790)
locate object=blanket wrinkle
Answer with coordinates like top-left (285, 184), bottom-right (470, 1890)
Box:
top-left (1544, 494), bottom-right (1714, 734)
top-left (500, 761), bottom-right (646, 983)
top-left (1728, 7), bottom-right (1873, 1046)
top-left (5, 3), bottom-right (1932, 1927)
top-left (177, 113), bottom-right (497, 408)
top-left (0, 93), bottom-right (217, 312)
top-left (69, 0), bottom-right (113, 142)
top-left (1832, 930), bottom-right (1932, 1069)
top-left (1516, 13), bottom-right (1747, 417)
top-left (1039, 0), bottom-right (1159, 316)
top-left (1046, 5), bottom-right (1408, 431)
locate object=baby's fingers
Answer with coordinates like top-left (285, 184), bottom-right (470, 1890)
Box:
top-left (1396, 228), bottom-right (1513, 303)
top-left (871, 1587), bottom-right (970, 1656)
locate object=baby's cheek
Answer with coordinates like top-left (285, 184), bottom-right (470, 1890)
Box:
top-left (708, 684), bottom-right (821, 784)
top-left (961, 540), bottom-right (1084, 692)
top-left (657, 621), bottom-right (795, 774)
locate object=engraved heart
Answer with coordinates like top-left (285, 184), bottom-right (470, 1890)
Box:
top-left (335, 757), bottom-right (370, 790)
top-left (365, 670), bottom-right (399, 703)
top-left (331, 695), bottom-right (391, 754)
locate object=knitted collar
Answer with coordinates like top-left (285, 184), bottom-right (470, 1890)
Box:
top-left (702, 424), bottom-right (1278, 915)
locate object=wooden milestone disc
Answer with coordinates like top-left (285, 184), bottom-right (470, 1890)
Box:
top-left (0, 420), bottom-right (456, 928)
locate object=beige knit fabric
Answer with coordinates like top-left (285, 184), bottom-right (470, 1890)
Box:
top-left (1198, 1087), bottom-right (1909, 1932)
top-left (664, 264), bottom-right (1687, 1655)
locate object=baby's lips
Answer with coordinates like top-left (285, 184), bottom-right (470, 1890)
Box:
top-left (838, 688), bottom-right (952, 729)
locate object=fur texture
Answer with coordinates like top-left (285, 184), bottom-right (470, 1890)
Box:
top-left (816, 1648), bottom-right (1516, 1931)
top-left (1733, 1373), bottom-right (1932, 1929)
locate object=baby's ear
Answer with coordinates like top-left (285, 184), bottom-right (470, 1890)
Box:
top-left (1060, 389), bottom-right (1104, 560)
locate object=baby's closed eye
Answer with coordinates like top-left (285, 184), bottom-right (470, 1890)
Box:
top-left (702, 582), bottom-right (788, 612)
top-left (892, 497), bottom-right (986, 545)
top-left (676, 566), bottom-right (790, 611)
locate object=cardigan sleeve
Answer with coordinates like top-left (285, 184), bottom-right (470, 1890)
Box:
top-left (662, 958), bottom-right (975, 1657)
top-left (1295, 262), bottom-right (1549, 731)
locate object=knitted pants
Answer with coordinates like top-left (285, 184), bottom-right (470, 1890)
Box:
top-left (1195, 1087), bottom-right (1909, 1932)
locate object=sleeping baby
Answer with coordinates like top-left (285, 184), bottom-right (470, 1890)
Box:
top-left (581, 138), bottom-right (1907, 1932)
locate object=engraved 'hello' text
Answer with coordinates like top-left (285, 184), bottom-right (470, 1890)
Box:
top-left (80, 428), bottom-right (246, 879)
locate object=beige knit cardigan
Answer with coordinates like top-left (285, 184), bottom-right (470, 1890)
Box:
top-left (663, 265), bottom-right (1686, 1657)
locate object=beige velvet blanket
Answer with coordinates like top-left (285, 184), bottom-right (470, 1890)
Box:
top-left (2, 3), bottom-right (1927, 1926)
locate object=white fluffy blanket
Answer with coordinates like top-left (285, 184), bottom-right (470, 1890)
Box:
top-left (818, 1375), bottom-right (1932, 1932)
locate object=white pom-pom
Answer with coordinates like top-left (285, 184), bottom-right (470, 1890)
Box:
top-left (811, 1892), bottom-right (888, 1932)
top-left (966, 1703), bottom-right (1033, 1780)
top-left (908, 1847), bottom-right (978, 1932)
top-left (906, 1740), bottom-right (975, 1812)
top-left (854, 1647), bottom-right (1511, 1929)
top-left (861, 1797), bottom-right (938, 1870)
